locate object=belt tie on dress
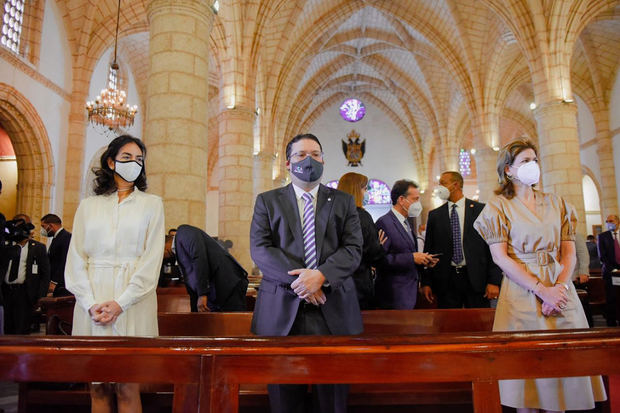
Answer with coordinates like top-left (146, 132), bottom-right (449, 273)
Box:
top-left (509, 249), bottom-right (563, 284)
top-left (87, 258), bottom-right (137, 335)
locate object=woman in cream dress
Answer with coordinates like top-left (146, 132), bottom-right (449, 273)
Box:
top-left (473, 139), bottom-right (606, 413)
top-left (66, 135), bottom-right (165, 413)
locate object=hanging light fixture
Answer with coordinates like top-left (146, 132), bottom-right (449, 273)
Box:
top-left (85, 0), bottom-right (137, 133)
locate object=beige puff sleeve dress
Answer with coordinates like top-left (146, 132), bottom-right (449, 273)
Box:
top-left (473, 191), bottom-right (606, 411)
top-left (65, 189), bottom-right (165, 337)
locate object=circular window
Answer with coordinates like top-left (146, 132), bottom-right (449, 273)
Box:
top-left (339, 98), bottom-right (366, 122)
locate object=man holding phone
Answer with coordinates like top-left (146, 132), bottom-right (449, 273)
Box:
top-left (421, 171), bottom-right (502, 308)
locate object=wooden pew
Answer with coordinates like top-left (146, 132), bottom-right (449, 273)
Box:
top-left (1, 329), bottom-right (619, 413)
top-left (17, 309), bottom-right (494, 412)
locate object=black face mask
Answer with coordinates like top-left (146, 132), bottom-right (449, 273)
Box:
top-left (290, 156), bottom-right (324, 183)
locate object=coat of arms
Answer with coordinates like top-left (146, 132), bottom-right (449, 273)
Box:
top-left (341, 130), bottom-right (366, 167)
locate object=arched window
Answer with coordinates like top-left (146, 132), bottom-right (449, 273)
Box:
top-left (459, 149), bottom-right (471, 177)
top-left (325, 180), bottom-right (339, 189)
top-left (366, 179), bottom-right (391, 205)
top-left (1, 0), bottom-right (25, 54)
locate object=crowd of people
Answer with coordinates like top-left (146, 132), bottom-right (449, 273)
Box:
top-left (0, 132), bottom-right (618, 413)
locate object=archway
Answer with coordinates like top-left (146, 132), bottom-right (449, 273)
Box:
top-left (581, 166), bottom-right (602, 236)
top-left (0, 82), bottom-right (54, 228)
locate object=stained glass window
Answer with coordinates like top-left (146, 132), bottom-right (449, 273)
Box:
top-left (1, 0), bottom-right (25, 54)
top-left (459, 149), bottom-right (471, 177)
top-left (366, 179), bottom-right (391, 205)
top-left (325, 180), bottom-right (339, 189)
top-left (326, 179), bottom-right (390, 205)
top-left (339, 98), bottom-right (366, 122)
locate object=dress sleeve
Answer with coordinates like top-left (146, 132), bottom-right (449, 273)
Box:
top-left (473, 197), bottom-right (510, 245)
top-left (560, 197), bottom-right (577, 242)
top-left (116, 196), bottom-right (165, 311)
top-left (65, 199), bottom-right (97, 312)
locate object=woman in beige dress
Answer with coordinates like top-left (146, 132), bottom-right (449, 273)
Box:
top-left (473, 139), bottom-right (606, 412)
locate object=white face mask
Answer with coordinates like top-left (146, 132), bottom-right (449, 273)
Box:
top-left (407, 201), bottom-right (423, 218)
top-left (114, 160), bottom-right (143, 183)
top-left (40, 228), bottom-right (50, 238)
top-left (435, 186), bottom-right (450, 202)
top-left (515, 160), bottom-right (540, 186)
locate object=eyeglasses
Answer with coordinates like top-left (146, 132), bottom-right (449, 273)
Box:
top-left (290, 151), bottom-right (323, 161)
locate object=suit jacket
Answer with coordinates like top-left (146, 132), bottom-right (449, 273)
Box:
top-left (375, 210), bottom-right (419, 309)
top-left (0, 239), bottom-right (50, 304)
top-left (422, 199), bottom-right (502, 295)
top-left (48, 228), bottom-right (72, 286)
top-left (174, 225), bottom-right (248, 309)
top-left (250, 184), bottom-right (363, 336)
top-left (586, 241), bottom-right (601, 270)
top-left (597, 230), bottom-right (619, 277)
top-left (353, 207), bottom-right (385, 309)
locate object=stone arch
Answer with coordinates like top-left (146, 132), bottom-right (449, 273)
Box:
top-left (0, 83), bottom-right (54, 227)
top-left (581, 164), bottom-right (603, 224)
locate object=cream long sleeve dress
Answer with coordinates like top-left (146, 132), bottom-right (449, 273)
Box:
top-left (474, 192), bottom-right (606, 411)
top-left (65, 189), bottom-right (165, 337)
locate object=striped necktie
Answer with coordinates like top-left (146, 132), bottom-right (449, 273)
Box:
top-left (302, 192), bottom-right (317, 269)
top-left (451, 204), bottom-right (464, 264)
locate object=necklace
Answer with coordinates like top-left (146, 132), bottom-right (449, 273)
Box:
top-left (117, 187), bottom-right (133, 193)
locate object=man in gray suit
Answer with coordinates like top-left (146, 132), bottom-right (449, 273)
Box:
top-left (250, 133), bottom-right (363, 413)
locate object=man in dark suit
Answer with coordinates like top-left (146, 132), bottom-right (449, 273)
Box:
top-left (421, 171), bottom-right (502, 308)
top-left (40, 214), bottom-right (72, 297)
top-left (375, 180), bottom-right (437, 309)
top-left (586, 234), bottom-right (601, 270)
top-left (250, 133), bottom-right (362, 413)
top-left (597, 214), bottom-right (620, 326)
top-left (164, 225), bottom-right (248, 312)
top-left (0, 214), bottom-right (50, 334)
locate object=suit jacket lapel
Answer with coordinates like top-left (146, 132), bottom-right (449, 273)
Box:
top-left (278, 184), bottom-right (304, 258)
top-left (463, 199), bottom-right (474, 241)
top-left (314, 185), bottom-right (334, 263)
top-left (389, 210), bottom-right (415, 250)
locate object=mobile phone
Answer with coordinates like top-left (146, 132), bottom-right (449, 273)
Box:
top-left (430, 253), bottom-right (443, 257)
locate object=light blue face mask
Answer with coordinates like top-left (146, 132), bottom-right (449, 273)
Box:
top-left (607, 222), bottom-right (617, 231)
top-left (362, 191), bottom-right (370, 206)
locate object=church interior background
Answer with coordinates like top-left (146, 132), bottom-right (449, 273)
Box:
top-left (0, 0), bottom-right (619, 271)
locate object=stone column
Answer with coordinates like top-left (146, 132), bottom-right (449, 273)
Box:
top-left (475, 147), bottom-right (498, 203)
top-left (218, 106), bottom-right (254, 270)
top-left (253, 151), bottom-right (274, 198)
top-left (534, 101), bottom-right (586, 234)
top-left (145, 0), bottom-right (213, 229)
top-left (594, 115), bottom-right (618, 218)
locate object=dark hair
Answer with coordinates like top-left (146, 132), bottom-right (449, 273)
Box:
top-left (390, 179), bottom-right (418, 206)
top-left (0, 178), bottom-right (2, 192)
top-left (41, 214), bottom-right (62, 225)
top-left (442, 171), bottom-right (463, 188)
top-left (587, 235), bottom-right (595, 241)
top-left (494, 139), bottom-right (538, 199)
top-left (285, 133), bottom-right (323, 160)
top-left (93, 135), bottom-right (147, 195)
top-left (168, 228), bottom-right (177, 235)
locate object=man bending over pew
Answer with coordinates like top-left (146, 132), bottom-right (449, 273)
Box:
top-left (250, 133), bottom-right (363, 413)
top-left (164, 225), bottom-right (248, 312)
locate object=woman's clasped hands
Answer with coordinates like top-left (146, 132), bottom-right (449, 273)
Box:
top-left (537, 282), bottom-right (569, 317)
top-left (89, 301), bottom-right (123, 325)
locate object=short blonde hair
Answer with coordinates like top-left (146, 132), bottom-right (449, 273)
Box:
top-left (337, 172), bottom-right (369, 208)
top-left (495, 139), bottom-right (538, 199)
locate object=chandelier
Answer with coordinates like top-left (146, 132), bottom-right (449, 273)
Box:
top-left (85, 0), bottom-right (137, 133)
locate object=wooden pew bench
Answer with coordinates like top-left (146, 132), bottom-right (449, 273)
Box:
top-left (1, 329), bottom-right (619, 413)
top-left (18, 309), bottom-right (494, 412)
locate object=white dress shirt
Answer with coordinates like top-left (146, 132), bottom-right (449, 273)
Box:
top-left (4, 241), bottom-right (29, 284)
top-left (447, 197), bottom-right (466, 266)
top-left (293, 183), bottom-right (319, 224)
top-left (391, 207), bottom-right (414, 240)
